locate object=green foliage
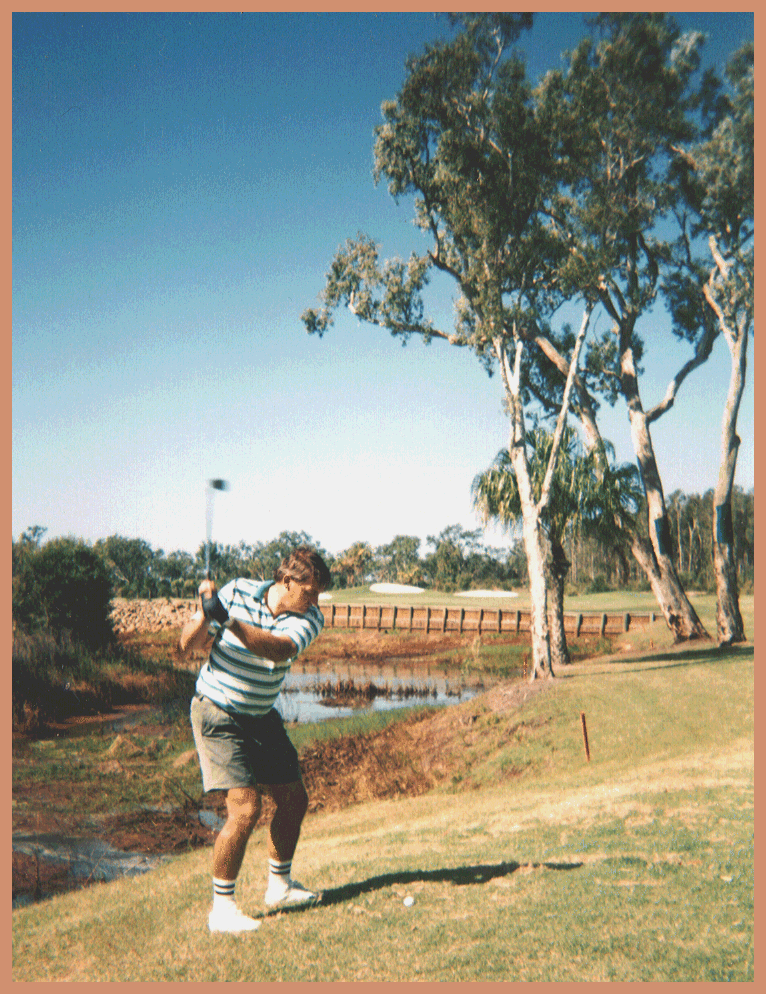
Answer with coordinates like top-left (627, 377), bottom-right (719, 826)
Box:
top-left (331, 541), bottom-right (375, 589)
top-left (301, 13), bottom-right (564, 366)
top-left (94, 535), bottom-right (160, 598)
top-left (198, 531), bottom-right (333, 588)
top-left (422, 524), bottom-right (517, 592)
top-left (13, 535), bottom-right (114, 649)
top-left (375, 535), bottom-right (423, 585)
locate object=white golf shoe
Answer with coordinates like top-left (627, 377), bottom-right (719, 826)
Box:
top-left (208, 904), bottom-right (261, 933)
top-left (264, 878), bottom-right (320, 908)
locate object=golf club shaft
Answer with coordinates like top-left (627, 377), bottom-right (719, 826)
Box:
top-left (205, 479), bottom-right (229, 580)
top-left (205, 490), bottom-right (213, 579)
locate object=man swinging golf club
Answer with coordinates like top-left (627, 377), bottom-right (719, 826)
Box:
top-left (178, 545), bottom-right (332, 933)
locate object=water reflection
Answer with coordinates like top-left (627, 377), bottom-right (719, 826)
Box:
top-left (277, 665), bottom-right (492, 724)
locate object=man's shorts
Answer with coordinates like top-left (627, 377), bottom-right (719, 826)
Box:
top-left (190, 694), bottom-right (302, 792)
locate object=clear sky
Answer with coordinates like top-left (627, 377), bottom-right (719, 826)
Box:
top-left (12, 11), bottom-right (754, 559)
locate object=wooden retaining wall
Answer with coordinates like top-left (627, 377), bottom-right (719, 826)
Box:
top-left (320, 604), bottom-right (657, 636)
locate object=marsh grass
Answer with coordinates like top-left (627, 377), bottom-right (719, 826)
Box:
top-left (12, 642), bottom-right (753, 982)
top-left (12, 627), bottom-right (197, 734)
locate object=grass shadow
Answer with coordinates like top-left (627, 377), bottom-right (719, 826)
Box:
top-left (262, 859), bottom-right (583, 917)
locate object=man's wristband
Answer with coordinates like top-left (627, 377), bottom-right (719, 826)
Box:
top-left (207, 616), bottom-right (235, 636)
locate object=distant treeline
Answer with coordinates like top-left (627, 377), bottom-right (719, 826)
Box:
top-left (12, 486), bottom-right (754, 603)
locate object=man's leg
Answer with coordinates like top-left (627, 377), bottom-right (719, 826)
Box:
top-left (213, 786), bottom-right (261, 880)
top-left (207, 786), bottom-right (262, 932)
top-left (266, 779), bottom-right (308, 862)
top-left (263, 779), bottom-right (317, 907)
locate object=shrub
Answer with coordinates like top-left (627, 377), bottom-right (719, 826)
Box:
top-left (586, 574), bottom-right (611, 594)
top-left (13, 537), bottom-right (115, 649)
top-left (11, 629), bottom-right (197, 733)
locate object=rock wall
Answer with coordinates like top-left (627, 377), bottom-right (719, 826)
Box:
top-left (110, 598), bottom-right (197, 635)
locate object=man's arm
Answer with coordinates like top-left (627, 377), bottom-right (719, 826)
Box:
top-left (177, 603), bottom-right (215, 660)
top-left (180, 579), bottom-right (296, 664)
top-left (225, 620), bottom-right (297, 663)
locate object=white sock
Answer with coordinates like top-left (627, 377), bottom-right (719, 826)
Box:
top-left (268, 858), bottom-right (292, 893)
top-left (213, 877), bottom-right (237, 910)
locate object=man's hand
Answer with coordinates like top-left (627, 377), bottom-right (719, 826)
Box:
top-left (177, 580), bottom-right (220, 659)
top-left (200, 588), bottom-right (229, 625)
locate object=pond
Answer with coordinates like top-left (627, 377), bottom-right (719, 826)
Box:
top-left (69, 662), bottom-right (495, 736)
top-left (277, 663), bottom-right (494, 724)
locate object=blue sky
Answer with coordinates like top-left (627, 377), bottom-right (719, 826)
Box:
top-left (12, 11), bottom-right (754, 559)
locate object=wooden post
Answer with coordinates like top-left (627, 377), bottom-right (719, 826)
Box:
top-left (515, 610), bottom-right (521, 633)
top-left (345, 604), bottom-right (351, 628)
top-left (426, 607), bottom-right (432, 633)
top-left (408, 606), bottom-right (414, 631)
top-left (377, 606), bottom-right (382, 631)
top-left (600, 613), bottom-right (607, 636)
top-left (576, 613), bottom-right (583, 637)
top-left (392, 605), bottom-right (398, 630)
top-left (459, 608), bottom-right (465, 633)
top-left (362, 605), bottom-right (367, 630)
top-left (496, 609), bottom-right (501, 632)
top-left (580, 712), bottom-right (591, 761)
top-left (442, 607), bottom-right (448, 632)
top-left (478, 608), bottom-right (484, 634)
top-left (623, 612), bottom-right (630, 633)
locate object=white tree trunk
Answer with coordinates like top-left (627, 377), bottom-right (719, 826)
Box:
top-left (712, 321), bottom-right (748, 644)
top-left (621, 345), bottom-right (709, 641)
top-left (493, 309), bottom-right (591, 679)
top-left (496, 335), bottom-right (554, 679)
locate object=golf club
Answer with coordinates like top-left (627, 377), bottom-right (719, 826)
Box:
top-left (205, 478), bottom-right (230, 579)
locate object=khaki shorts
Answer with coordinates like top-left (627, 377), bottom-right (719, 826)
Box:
top-left (190, 695), bottom-right (301, 792)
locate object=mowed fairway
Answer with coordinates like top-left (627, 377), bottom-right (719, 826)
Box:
top-left (12, 635), bottom-right (753, 981)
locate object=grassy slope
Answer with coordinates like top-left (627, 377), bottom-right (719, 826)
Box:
top-left (12, 625), bottom-right (754, 982)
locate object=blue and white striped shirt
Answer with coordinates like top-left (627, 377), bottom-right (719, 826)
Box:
top-left (195, 578), bottom-right (324, 717)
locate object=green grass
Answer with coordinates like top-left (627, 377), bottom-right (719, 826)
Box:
top-left (12, 641), bottom-right (753, 982)
top-left (285, 704), bottom-right (434, 749)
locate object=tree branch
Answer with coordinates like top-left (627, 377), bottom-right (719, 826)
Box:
top-left (645, 317), bottom-right (718, 423)
top-left (537, 304), bottom-right (593, 514)
top-left (347, 294), bottom-right (466, 346)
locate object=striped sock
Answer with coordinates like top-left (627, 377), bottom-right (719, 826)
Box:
top-left (213, 877), bottom-right (236, 910)
top-left (268, 858), bottom-right (292, 893)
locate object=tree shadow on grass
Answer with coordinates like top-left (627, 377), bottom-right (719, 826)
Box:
top-left (263, 859), bottom-right (583, 917)
top-left (562, 643), bottom-right (753, 677)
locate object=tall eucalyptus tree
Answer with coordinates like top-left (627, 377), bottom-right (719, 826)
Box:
top-left (666, 43), bottom-right (753, 643)
top-left (534, 13), bottom-right (719, 640)
top-left (303, 13), bottom-right (592, 679)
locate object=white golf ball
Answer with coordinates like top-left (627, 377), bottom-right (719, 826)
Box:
top-left (403, 895), bottom-right (415, 907)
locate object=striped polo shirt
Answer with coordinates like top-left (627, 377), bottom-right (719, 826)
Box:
top-left (195, 578), bottom-right (324, 717)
